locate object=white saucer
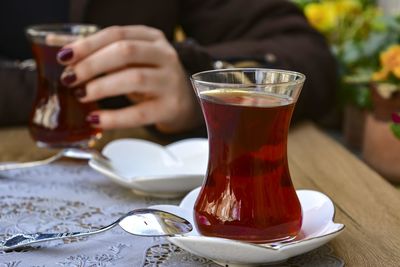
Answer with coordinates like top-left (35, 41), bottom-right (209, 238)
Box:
top-left (88, 138), bottom-right (208, 198)
top-left (150, 187), bottom-right (345, 266)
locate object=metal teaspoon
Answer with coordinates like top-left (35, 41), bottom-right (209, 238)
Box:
top-left (0, 208), bottom-right (192, 251)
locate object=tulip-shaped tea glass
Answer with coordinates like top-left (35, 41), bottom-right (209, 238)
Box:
top-left (26, 24), bottom-right (101, 148)
top-left (191, 68), bottom-right (305, 243)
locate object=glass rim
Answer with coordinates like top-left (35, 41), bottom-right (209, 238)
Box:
top-left (191, 68), bottom-right (306, 88)
top-left (26, 23), bottom-right (99, 37)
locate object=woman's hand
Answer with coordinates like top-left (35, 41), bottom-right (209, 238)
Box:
top-left (57, 25), bottom-right (203, 133)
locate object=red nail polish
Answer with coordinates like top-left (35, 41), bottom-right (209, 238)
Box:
top-left (57, 48), bottom-right (74, 62)
top-left (74, 88), bottom-right (86, 98)
top-left (61, 70), bottom-right (77, 86)
top-left (87, 114), bottom-right (100, 124)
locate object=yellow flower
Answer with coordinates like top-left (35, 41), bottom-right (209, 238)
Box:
top-left (304, 2), bottom-right (337, 32)
top-left (373, 45), bottom-right (400, 81)
top-left (381, 46), bottom-right (400, 69)
top-left (372, 68), bottom-right (389, 81)
top-left (394, 67), bottom-right (400, 79)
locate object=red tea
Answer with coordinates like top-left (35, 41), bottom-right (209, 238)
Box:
top-left (194, 90), bottom-right (302, 243)
top-left (29, 43), bottom-right (101, 148)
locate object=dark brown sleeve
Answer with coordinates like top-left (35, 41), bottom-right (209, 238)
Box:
top-left (179, 0), bottom-right (338, 123)
top-left (0, 59), bottom-right (36, 127)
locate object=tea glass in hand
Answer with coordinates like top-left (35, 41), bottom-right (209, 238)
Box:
top-left (26, 24), bottom-right (101, 148)
top-left (191, 68), bottom-right (305, 243)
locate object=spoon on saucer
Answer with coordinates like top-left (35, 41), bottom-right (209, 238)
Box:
top-left (0, 148), bottom-right (109, 171)
top-left (0, 208), bottom-right (192, 251)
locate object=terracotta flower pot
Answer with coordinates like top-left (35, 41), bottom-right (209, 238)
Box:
top-left (362, 85), bottom-right (400, 183)
top-left (371, 84), bottom-right (400, 120)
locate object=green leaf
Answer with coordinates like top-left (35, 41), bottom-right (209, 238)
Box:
top-left (361, 32), bottom-right (388, 57)
top-left (390, 123), bottom-right (400, 140)
top-left (341, 41), bottom-right (361, 65)
top-left (344, 67), bottom-right (375, 84)
top-left (291, 0), bottom-right (316, 9)
top-left (338, 81), bottom-right (372, 109)
top-left (354, 85), bottom-right (372, 108)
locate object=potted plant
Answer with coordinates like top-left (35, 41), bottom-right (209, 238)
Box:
top-left (362, 45), bottom-right (400, 182)
top-left (294, 0), bottom-right (400, 182)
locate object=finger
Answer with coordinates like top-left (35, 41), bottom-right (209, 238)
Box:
top-left (62, 40), bottom-right (168, 86)
top-left (88, 101), bottom-right (162, 129)
top-left (80, 68), bottom-right (161, 102)
top-left (57, 25), bottom-right (164, 64)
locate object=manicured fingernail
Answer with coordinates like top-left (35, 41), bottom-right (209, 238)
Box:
top-left (61, 70), bottom-right (77, 86)
top-left (57, 48), bottom-right (74, 62)
top-left (87, 114), bottom-right (100, 124)
top-left (74, 87), bottom-right (86, 98)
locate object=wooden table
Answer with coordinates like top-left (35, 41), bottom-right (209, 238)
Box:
top-left (1, 122), bottom-right (399, 266)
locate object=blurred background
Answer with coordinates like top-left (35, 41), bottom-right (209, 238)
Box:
top-left (294, 0), bottom-right (400, 184)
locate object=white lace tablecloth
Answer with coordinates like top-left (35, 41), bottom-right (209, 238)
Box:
top-left (0, 161), bottom-right (344, 267)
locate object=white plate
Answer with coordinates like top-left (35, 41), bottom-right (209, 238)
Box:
top-left (88, 138), bottom-right (208, 198)
top-left (151, 188), bottom-right (345, 266)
